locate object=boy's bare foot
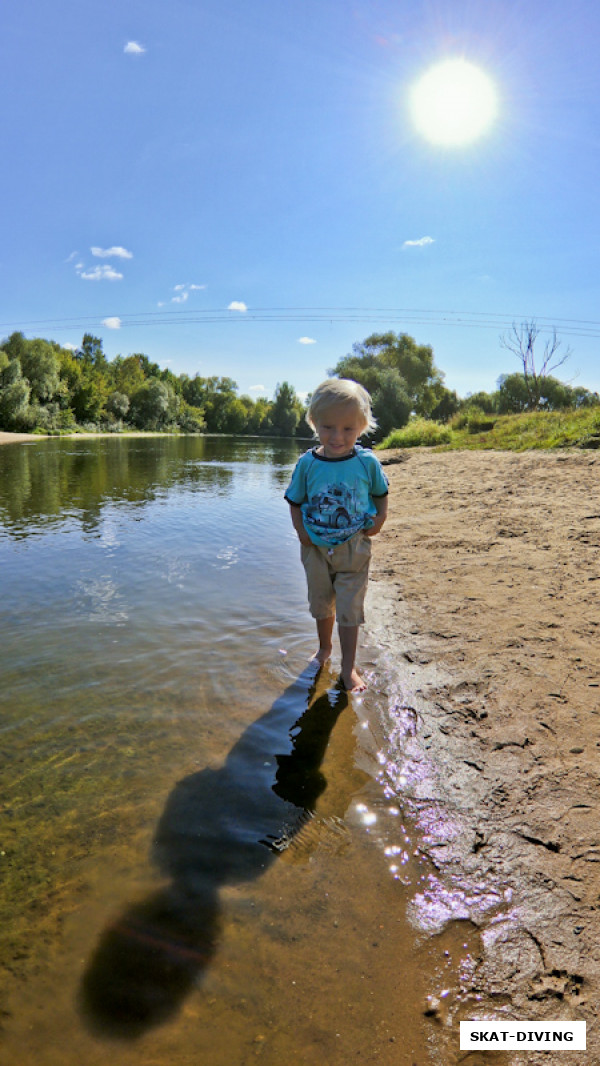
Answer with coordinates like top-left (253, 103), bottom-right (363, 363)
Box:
top-left (312, 646), bottom-right (332, 665)
top-left (340, 668), bottom-right (367, 693)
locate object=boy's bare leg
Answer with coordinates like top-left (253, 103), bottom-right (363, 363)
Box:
top-left (338, 624), bottom-right (366, 692)
top-left (313, 615), bottom-right (335, 664)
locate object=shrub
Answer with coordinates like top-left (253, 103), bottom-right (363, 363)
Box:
top-left (378, 418), bottom-right (452, 449)
top-left (451, 405), bottom-right (496, 433)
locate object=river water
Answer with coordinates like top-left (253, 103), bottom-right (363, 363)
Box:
top-left (0, 436), bottom-right (478, 1066)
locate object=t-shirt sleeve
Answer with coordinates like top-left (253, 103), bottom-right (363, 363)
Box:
top-left (369, 455), bottom-right (389, 497)
top-left (284, 455), bottom-right (308, 505)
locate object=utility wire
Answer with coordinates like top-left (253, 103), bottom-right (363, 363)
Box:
top-left (2, 307), bottom-right (600, 339)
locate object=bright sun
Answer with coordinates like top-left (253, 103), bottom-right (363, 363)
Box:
top-left (409, 58), bottom-right (498, 146)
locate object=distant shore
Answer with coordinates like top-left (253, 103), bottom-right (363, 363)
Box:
top-left (0, 431), bottom-right (42, 444)
top-left (0, 430), bottom-right (196, 446)
top-left (368, 448), bottom-right (598, 1059)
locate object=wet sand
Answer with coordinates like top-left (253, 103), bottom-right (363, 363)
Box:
top-left (367, 448), bottom-right (600, 1063)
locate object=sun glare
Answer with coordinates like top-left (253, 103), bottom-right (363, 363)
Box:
top-left (409, 58), bottom-right (498, 146)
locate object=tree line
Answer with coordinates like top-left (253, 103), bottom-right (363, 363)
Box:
top-left (0, 325), bottom-right (597, 440)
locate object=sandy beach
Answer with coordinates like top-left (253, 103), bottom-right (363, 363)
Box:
top-left (367, 448), bottom-right (599, 1061)
top-left (0, 431), bottom-right (187, 445)
top-left (0, 431), bottom-right (42, 444)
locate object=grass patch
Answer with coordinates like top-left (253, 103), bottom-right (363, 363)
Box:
top-left (377, 407), bottom-right (600, 452)
top-left (379, 418), bottom-right (453, 449)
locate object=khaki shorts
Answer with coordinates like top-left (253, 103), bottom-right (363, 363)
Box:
top-left (300, 532), bottom-right (372, 627)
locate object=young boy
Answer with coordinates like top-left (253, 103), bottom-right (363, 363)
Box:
top-left (285, 379), bottom-right (389, 693)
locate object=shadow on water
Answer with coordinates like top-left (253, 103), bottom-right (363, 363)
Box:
top-left (79, 663), bottom-right (352, 1040)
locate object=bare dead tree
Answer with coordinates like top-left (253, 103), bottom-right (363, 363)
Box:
top-left (499, 321), bottom-right (572, 410)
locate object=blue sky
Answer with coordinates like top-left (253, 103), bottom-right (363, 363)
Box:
top-left (2, 0), bottom-right (599, 400)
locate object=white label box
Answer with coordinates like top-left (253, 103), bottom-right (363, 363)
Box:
top-left (460, 1021), bottom-right (586, 1051)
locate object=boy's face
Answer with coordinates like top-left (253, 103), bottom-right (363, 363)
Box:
top-left (314, 404), bottom-right (366, 459)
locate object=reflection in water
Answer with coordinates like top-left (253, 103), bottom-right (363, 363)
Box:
top-left (79, 665), bottom-right (351, 1039)
top-left (0, 436), bottom-right (304, 539)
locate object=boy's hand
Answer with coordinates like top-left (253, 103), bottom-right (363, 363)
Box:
top-left (364, 497), bottom-right (388, 537)
top-left (363, 520), bottom-right (384, 537)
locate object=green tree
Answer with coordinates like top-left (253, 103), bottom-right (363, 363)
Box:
top-left (416, 380), bottom-right (460, 421)
top-left (109, 355), bottom-right (147, 396)
top-left (106, 391), bottom-right (130, 421)
top-left (220, 397), bottom-right (250, 433)
top-left (181, 373), bottom-right (207, 408)
top-left (177, 402), bottom-right (206, 432)
top-left (129, 379), bottom-right (178, 429)
top-left (137, 354), bottom-right (162, 379)
top-left (19, 338), bottom-right (62, 403)
top-left (462, 390), bottom-right (498, 414)
top-left (497, 372), bottom-right (577, 413)
top-left (332, 331), bottom-right (445, 436)
top-left (1, 331), bottom-right (28, 362)
top-left (77, 334), bottom-right (108, 373)
top-left (369, 368), bottom-right (412, 438)
top-left (537, 376), bottom-right (575, 410)
top-left (496, 373), bottom-right (531, 413)
top-left (572, 386), bottom-right (600, 408)
top-left (58, 348), bottom-right (83, 393)
top-left (243, 395), bottom-right (273, 435)
top-left (0, 357), bottom-right (31, 429)
top-left (270, 382), bottom-right (300, 436)
top-left (71, 373), bottom-right (108, 424)
top-left (201, 377), bottom-right (240, 432)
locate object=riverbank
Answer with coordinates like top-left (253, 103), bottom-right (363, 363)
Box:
top-left (0, 430), bottom-right (191, 445)
top-left (367, 449), bottom-right (599, 1062)
top-left (0, 430), bottom-right (42, 444)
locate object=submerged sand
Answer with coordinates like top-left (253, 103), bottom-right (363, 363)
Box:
top-left (367, 448), bottom-right (599, 1063)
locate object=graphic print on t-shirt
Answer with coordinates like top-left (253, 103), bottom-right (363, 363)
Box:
top-left (305, 481), bottom-right (365, 541)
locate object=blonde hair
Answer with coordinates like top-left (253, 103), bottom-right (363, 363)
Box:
top-left (307, 378), bottom-right (377, 435)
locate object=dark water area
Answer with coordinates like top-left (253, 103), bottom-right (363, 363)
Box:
top-left (0, 436), bottom-right (477, 1066)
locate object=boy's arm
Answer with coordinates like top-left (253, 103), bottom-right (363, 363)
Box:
top-left (364, 494), bottom-right (388, 537)
top-left (288, 502), bottom-right (312, 546)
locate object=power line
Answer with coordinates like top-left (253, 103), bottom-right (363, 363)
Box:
top-left (2, 307), bottom-right (600, 339)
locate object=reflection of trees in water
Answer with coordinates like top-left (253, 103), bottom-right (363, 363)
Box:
top-left (79, 665), bottom-right (363, 1040)
top-left (0, 436), bottom-right (303, 538)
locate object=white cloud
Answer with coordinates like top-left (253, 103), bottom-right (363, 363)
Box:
top-left (102, 317), bottom-right (122, 330)
top-left (402, 236), bottom-right (435, 248)
top-left (79, 264), bottom-right (124, 281)
top-left (63, 343), bottom-right (79, 351)
top-left (248, 384), bottom-right (266, 393)
top-left (298, 336), bottom-right (316, 345)
top-left (124, 41), bottom-right (146, 54)
top-left (169, 283), bottom-right (206, 304)
top-left (65, 251), bottom-right (79, 263)
top-left (91, 246), bottom-right (133, 259)
top-left (228, 301), bottom-right (247, 312)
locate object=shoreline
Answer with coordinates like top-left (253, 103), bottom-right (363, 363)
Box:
top-left (0, 430), bottom-right (197, 445)
top-left (367, 448), bottom-right (599, 1062)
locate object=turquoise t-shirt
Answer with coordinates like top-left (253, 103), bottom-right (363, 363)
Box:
top-left (284, 445), bottom-right (389, 547)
